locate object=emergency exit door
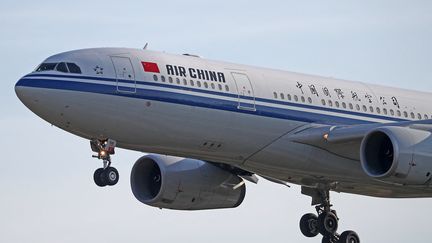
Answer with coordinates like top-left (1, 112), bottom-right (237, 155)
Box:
top-left (110, 56), bottom-right (136, 93)
top-left (231, 72), bottom-right (256, 111)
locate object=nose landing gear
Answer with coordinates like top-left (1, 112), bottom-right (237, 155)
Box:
top-left (91, 139), bottom-right (119, 187)
top-left (299, 186), bottom-right (360, 243)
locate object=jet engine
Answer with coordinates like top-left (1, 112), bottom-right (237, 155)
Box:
top-left (130, 154), bottom-right (246, 210)
top-left (360, 126), bottom-right (432, 185)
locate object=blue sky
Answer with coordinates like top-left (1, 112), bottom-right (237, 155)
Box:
top-left (2, 1), bottom-right (432, 243)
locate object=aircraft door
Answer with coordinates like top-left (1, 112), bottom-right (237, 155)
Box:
top-left (110, 56), bottom-right (136, 93)
top-left (231, 72), bottom-right (256, 111)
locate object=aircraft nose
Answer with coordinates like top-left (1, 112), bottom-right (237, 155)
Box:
top-left (15, 76), bottom-right (38, 108)
top-left (15, 78), bottom-right (30, 104)
top-left (15, 78), bottom-right (26, 102)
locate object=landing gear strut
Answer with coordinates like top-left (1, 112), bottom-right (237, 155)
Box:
top-left (90, 139), bottom-right (119, 187)
top-left (299, 186), bottom-right (360, 243)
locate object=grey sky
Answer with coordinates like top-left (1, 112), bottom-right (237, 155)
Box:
top-left (2, 1), bottom-right (432, 242)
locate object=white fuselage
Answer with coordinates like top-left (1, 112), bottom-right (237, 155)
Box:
top-left (15, 48), bottom-right (432, 198)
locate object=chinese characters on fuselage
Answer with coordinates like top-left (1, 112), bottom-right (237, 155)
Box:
top-left (294, 81), bottom-right (401, 109)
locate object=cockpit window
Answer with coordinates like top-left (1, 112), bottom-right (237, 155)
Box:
top-left (56, 62), bottom-right (68, 73)
top-left (67, 63), bottom-right (81, 74)
top-left (36, 63), bottom-right (57, 72)
top-left (35, 62), bottom-right (82, 74)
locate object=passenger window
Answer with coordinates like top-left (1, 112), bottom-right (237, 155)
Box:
top-left (342, 102), bottom-right (346, 109)
top-left (369, 106), bottom-right (374, 112)
top-left (356, 104), bottom-right (360, 111)
top-left (321, 99), bottom-right (326, 105)
top-left (294, 95), bottom-right (299, 102)
top-left (218, 84), bottom-right (222, 90)
top-left (328, 100), bottom-right (333, 107)
top-left (403, 111), bottom-right (408, 117)
top-left (349, 103), bottom-right (353, 110)
top-left (410, 112), bottom-right (415, 119)
top-left (161, 76), bottom-right (166, 82)
top-left (211, 83), bottom-right (215, 89)
top-left (397, 110), bottom-right (401, 117)
top-left (56, 62), bottom-right (68, 73)
top-left (301, 96), bottom-right (305, 103)
top-left (168, 77), bottom-right (173, 83)
top-left (362, 105), bottom-right (367, 112)
top-left (287, 94), bottom-right (292, 101)
top-left (183, 79), bottom-right (187, 85)
top-left (376, 107), bottom-right (381, 114)
top-left (225, 85), bottom-right (229, 92)
top-left (176, 78), bottom-right (180, 84)
top-left (308, 97), bottom-right (312, 104)
top-left (389, 109), bottom-right (394, 116)
top-left (67, 63), bottom-right (81, 74)
top-left (280, 93), bottom-right (285, 99)
top-left (425, 114), bottom-right (429, 119)
top-left (153, 75), bottom-right (158, 81)
top-left (383, 108), bottom-right (387, 115)
top-left (335, 101), bottom-right (340, 108)
top-left (418, 113), bottom-right (422, 119)
top-left (273, 92), bottom-right (278, 98)
top-left (204, 82), bottom-right (209, 88)
top-left (190, 80), bottom-right (194, 86)
top-left (197, 81), bottom-right (201, 87)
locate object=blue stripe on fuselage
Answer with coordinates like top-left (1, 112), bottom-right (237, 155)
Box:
top-left (17, 74), bottom-right (408, 124)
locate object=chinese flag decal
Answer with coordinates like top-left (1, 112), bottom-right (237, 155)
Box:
top-left (141, 62), bottom-right (160, 73)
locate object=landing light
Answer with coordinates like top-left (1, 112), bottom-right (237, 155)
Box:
top-left (323, 133), bottom-right (329, 140)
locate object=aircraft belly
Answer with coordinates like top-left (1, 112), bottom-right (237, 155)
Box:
top-left (26, 87), bottom-right (303, 165)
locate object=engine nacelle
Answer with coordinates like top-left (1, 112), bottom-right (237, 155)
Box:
top-left (130, 154), bottom-right (246, 210)
top-left (360, 126), bottom-right (432, 185)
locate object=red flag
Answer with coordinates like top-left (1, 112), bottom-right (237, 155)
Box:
top-left (141, 62), bottom-right (160, 73)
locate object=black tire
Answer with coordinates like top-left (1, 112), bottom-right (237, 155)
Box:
top-left (322, 236), bottom-right (332, 243)
top-left (339, 230), bottom-right (360, 243)
top-left (103, 167), bottom-right (119, 186)
top-left (94, 168), bottom-right (107, 187)
top-left (299, 213), bottom-right (319, 237)
top-left (318, 212), bottom-right (338, 236)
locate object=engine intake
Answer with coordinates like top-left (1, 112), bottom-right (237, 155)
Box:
top-left (361, 130), bottom-right (395, 177)
top-left (130, 154), bottom-right (246, 210)
top-left (360, 126), bottom-right (432, 185)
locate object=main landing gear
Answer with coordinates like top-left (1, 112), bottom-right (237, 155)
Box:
top-left (90, 139), bottom-right (119, 187)
top-left (299, 187), bottom-right (360, 243)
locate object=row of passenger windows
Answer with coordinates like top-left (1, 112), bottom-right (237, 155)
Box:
top-left (273, 91), bottom-right (430, 120)
top-left (35, 62), bottom-right (82, 74)
top-left (153, 74), bottom-right (230, 92)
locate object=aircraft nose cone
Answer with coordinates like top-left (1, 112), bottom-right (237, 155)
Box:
top-left (15, 78), bottom-right (26, 102)
top-left (15, 77), bottom-right (36, 108)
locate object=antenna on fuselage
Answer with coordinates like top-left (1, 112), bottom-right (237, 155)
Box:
top-left (143, 43), bottom-right (148, 50)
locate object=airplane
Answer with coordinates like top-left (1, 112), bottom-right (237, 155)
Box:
top-left (14, 47), bottom-right (432, 243)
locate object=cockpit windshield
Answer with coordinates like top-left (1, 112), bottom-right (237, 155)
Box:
top-left (36, 63), bottom-right (57, 72)
top-left (35, 62), bottom-right (82, 74)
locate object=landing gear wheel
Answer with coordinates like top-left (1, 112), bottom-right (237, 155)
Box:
top-left (322, 236), bottom-right (332, 243)
top-left (102, 167), bottom-right (119, 186)
top-left (90, 139), bottom-right (119, 187)
top-left (299, 213), bottom-right (319, 237)
top-left (318, 211), bottom-right (338, 236)
top-left (339, 230), bottom-right (360, 243)
top-left (300, 187), bottom-right (359, 242)
top-left (94, 168), bottom-right (107, 187)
